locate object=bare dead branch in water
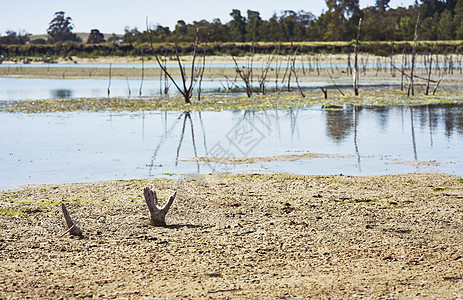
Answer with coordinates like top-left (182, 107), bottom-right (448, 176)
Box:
top-left (425, 51), bottom-right (433, 96)
top-left (290, 51), bottom-right (305, 97)
top-left (107, 63), bottom-right (111, 97)
top-left (139, 55), bottom-right (144, 96)
top-left (146, 18), bottom-right (202, 103)
top-left (320, 87), bottom-right (328, 99)
top-left (353, 18), bottom-right (362, 96)
top-left (257, 52), bottom-right (274, 95)
top-left (197, 34), bottom-right (208, 101)
top-left (408, 13), bottom-right (420, 97)
top-left (433, 75), bottom-right (443, 95)
top-left (328, 72), bottom-right (345, 96)
top-left (232, 45), bottom-right (254, 97)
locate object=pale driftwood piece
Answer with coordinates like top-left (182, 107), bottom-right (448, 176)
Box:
top-left (143, 187), bottom-right (177, 226)
top-left (61, 203), bottom-right (83, 237)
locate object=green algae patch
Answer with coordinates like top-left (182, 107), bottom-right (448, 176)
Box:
top-left (1, 87), bottom-right (462, 113)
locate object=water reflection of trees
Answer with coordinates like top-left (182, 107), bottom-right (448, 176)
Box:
top-left (324, 106), bottom-right (354, 143)
top-left (147, 111), bottom-right (202, 176)
top-left (143, 105), bottom-right (463, 176)
top-left (413, 104), bottom-right (463, 138)
top-left (323, 103), bottom-right (463, 145)
top-left (51, 89), bottom-right (72, 99)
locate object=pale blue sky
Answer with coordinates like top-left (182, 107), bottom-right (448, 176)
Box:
top-left (1, 0), bottom-right (415, 35)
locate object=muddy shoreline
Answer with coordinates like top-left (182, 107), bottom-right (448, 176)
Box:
top-left (1, 172), bottom-right (462, 298)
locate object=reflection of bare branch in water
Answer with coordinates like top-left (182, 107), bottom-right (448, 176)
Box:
top-left (149, 111), bottom-right (203, 175)
top-left (427, 105), bottom-right (434, 147)
top-left (175, 113), bottom-right (188, 167)
top-left (141, 110), bottom-right (145, 141)
top-left (187, 113), bottom-right (199, 172)
top-left (198, 112), bottom-right (208, 155)
top-left (175, 112), bottom-right (200, 172)
top-left (148, 112), bottom-right (184, 175)
top-left (273, 109), bottom-right (281, 142)
top-left (410, 106), bottom-right (418, 162)
top-left (289, 108), bottom-right (299, 142)
top-left (353, 105), bottom-right (361, 171)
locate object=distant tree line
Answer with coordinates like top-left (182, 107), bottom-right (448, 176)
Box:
top-left (123, 0), bottom-right (463, 43)
top-left (1, 0), bottom-right (463, 47)
top-left (0, 30), bottom-right (30, 45)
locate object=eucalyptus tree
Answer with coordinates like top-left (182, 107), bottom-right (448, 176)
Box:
top-left (47, 11), bottom-right (81, 43)
top-left (228, 9), bottom-right (246, 42)
top-left (87, 29), bottom-right (105, 43)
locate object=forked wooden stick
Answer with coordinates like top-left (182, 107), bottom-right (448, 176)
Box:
top-left (61, 203), bottom-right (83, 237)
top-left (143, 187), bottom-right (177, 226)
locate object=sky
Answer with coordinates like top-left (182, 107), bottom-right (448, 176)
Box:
top-left (1, 0), bottom-right (416, 36)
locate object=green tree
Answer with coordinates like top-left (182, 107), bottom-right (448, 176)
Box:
top-left (419, 15), bottom-right (438, 40)
top-left (323, 0), bottom-right (360, 40)
top-left (228, 9), bottom-right (246, 42)
top-left (0, 30), bottom-right (30, 45)
top-left (280, 10), bottom-right (298, 41)
top-left (47, 11), bottom-right (81, 43)
top-left (107, 33), bottom-right (121, 43)
top-left (362, 7), bottom-right (395, 40)
top-left (326, 0), bottom-right (360, 17)
top-left (174, 20), bottom-right (188, 38)
top-left (376, 0), bottom-right (390, 11)
top-left (123, 27), bottom-right (141, 43)
top-left (437, 10), bottom-right (454, 39)
top-left (261, 14), bottom-right (283, 42)
top-left (245, 10), bottom-right (262, 42)
top-left (454, 0), bottom-right (463, 38)
top-left (87, 29), bottom-right (105, 43)
top-left (419, 0), bottom-right (445, 18)
top-left (398, 15), bottom-right (416, 40)
top-left (206, 18), bottom-right (229, 42)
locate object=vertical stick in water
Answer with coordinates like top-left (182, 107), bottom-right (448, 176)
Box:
top-left (425, 51), bottom-right (433, 95)
top-left (139, 56), bottom-right (144, 96)
top-left (353, 18), bottom-right (362, 96)
top-left (408, 14), bottom-right (420, 97)
top-left (401, 49), bottom-right (405, 91)
top-left (107, 63), bottom-right (112, 97)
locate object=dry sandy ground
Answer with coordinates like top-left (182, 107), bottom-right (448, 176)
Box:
top-left (1, 172), bottom-right (463, 299)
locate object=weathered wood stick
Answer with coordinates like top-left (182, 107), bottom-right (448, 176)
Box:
top-left (59, 224), bottom-right (76, 238)
top-left (61, 203), bottom-right (83, 237)
top-left (143, 187), bottom-right (177, 226)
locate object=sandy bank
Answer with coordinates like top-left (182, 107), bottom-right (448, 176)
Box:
top-left (1, 172), bottom-right (462, 298)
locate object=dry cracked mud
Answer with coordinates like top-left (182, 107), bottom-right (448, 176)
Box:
top-left (1, 172), bottom-right (463, 299)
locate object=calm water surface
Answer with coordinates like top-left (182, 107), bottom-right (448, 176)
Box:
top-left (0, 77), bottom-right (393, 101)
top-left (1, 104), bottom-right (462, 190)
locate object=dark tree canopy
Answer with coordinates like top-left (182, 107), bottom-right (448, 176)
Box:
top-left (0, 30), bottom-right (30, 45)
top-left (228, 9), bottom-right (246, 42)
top-left (87, 29), bottom-right (105, 43)
top-left (326, 0), bottom-right (360, 17)
top-left (5, 2), bottom-right (463, 48)
top-left (47, 11), bottom-right (81, 43)
top-left (376, 0), bottom-right (391, 11)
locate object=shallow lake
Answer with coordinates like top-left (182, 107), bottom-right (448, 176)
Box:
top-left (0, 77), bottom-right (393, 101)
top-left (1, 104), bottom-right (462, 190)
top-left (0, 61), bottom-right (454, 69)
